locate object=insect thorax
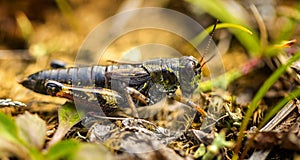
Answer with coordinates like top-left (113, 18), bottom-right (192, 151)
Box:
top-left (142, 58), bottom-right (180, 94)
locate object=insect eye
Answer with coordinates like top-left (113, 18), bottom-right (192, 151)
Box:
top-left (190, 61), bottom-right (196, 66)
top-left (191, 61), bottom-right (200, 69)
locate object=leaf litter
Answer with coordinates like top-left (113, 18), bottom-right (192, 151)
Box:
top-left (1, 0), bottom-right (300, 160)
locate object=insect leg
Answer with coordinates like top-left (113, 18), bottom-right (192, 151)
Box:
top-left (44, 80), bottom-right (126, 116)
top-left (45, 80), bottom-right (123, 101)
top-left (50, 60), bottom-right (67, 69)
top-left (172, 91), bottom-right (207, 117)
top-left (123, 86), bottom-right (153, 118)
top-left (124, 87), bottom-right (144, 118)
top-left (126, 87), bottom-right (150, 105)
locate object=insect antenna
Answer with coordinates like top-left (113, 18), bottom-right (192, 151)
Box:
top-left (199, 19), bottom-right (219, 66)
top-left (201, 54), bottom-right (215, 68)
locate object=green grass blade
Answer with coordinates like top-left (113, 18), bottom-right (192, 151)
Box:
top-left (259, 87), bottom-right (300, 129)
top-left (198, 69), bottom-right (243, 92)
top-left (186, 0), bottom-right (261, 56)
top-left (191, 23), bottom-right (252, 46)
top-left (233, 51), bottom-right (300, 160)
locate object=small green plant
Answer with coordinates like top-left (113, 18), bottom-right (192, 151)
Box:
top-left (194, 130), bottom-right (234, 160)
top-left (0, 109), bottom-right (112, 160)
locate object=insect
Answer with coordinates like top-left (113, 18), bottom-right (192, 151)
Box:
top-left (20, 55), bottom-right (209, 118)
top-left (20, 21), bottom-right (218, 118)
